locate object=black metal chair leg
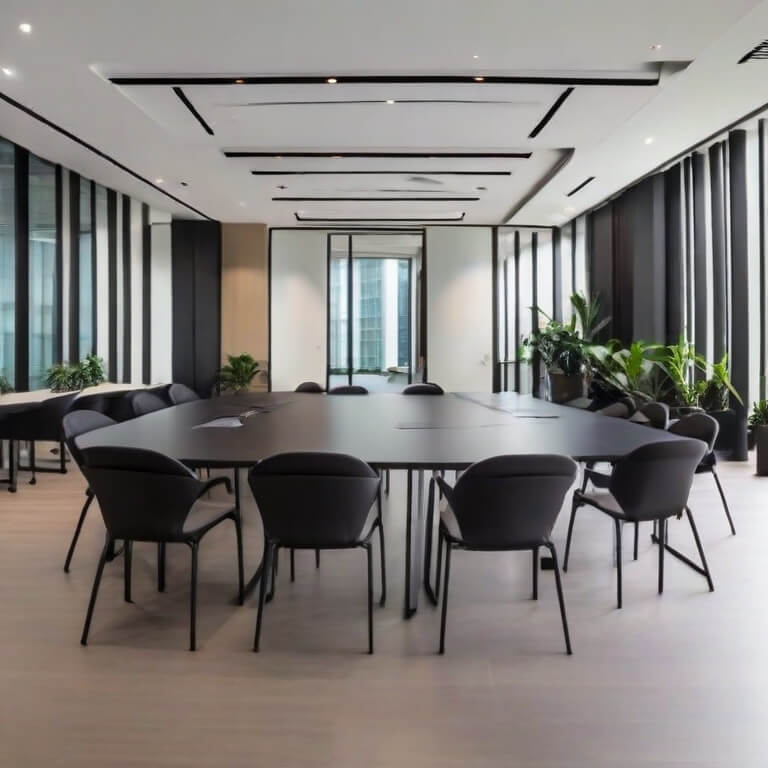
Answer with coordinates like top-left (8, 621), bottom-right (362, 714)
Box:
top-left (563, 496), bottom-right (579, 572)
top-left (686, 507), bottom-right (715, 592)
top-left (234, 513), bottom-right (245, 605)
top-left (157, 542), bottom-right (166, 592)
top-left (60, 440), bottom-right (67, 473)
top-left (423, 474), bottom-right (437, 603)
top-left (547, 543), bottom-right (572, 655)
top-left (124, 540), bottom-right (133, 603)
top-left (189, 541), bottom-right (199, 651)
top-left (8, 440), bottom-right (17, 493)
top-left (633, 522), bottom-right (639, 560)
top-left (28, 441), bottom-right (36, 485)
top-left (290, 548), bottom-right (295, 582)
top-left (254, 541), bottom-right (273, 652)
top-left (657, 518), bottom-right (665, 594)
top-left (378, 520), bottom-right (387, 607)
top-left (438, 539), bottom-right (452, 654)
top-left (315, 549), bottom-right (320, 568)
top-left (64, 489), bottom-right (95, 572)
top-left (614, 519), bottom-right (623, 609)
top-left (266, 548), bottom-right (278, 603)
top-left (366, 543), bottom-right (374, 654)
top-left (81, 538), bottom-right (110, 645)
top-left (385, 469), bottom-right (390, 495)
top-left (712, 469), bottom-right (736, 535)
top-left (532, 547), bottom-right (539, 600)
top-left (435, 528), bottom-right (444, 602)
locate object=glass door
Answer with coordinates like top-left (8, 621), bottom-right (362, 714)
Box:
top-left (328, 232), bottom-right (423, 392)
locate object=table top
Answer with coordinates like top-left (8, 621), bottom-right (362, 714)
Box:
top-left (76, 391), bottom-right (686, 469)
top-left (0, 382), bottom-right (147, 409)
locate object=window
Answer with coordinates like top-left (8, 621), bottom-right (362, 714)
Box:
top-left (0, 140), bottom-right (14, 386)
top-left (28, 154), bottom-right (57, 390)
top-left (79, 180), bottom-right (93, 356)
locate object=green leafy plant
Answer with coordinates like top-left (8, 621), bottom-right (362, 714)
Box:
top-left (0, 374), bottom-right (13, 394)
top-left (650, 336), bottom-right (706, 406)
top-left (570, 291), bottom-right (611, 342)
top-left (585, 339), bottom-right (662, 402)
top-left (520, 315), bottom-right (589, 376)
top-left (698, 353), bottom-right (742, 411)
top-left (749, 400), bottom-right (768, 428)
top-left (218, 353), bottom-right (260, 392)
top-left (44, 354), bottom-right (106, 393)
top-left (78, 353), bottom-right (106, 388)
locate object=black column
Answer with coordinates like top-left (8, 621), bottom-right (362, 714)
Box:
top-left (122, 195), bottom-right (131, 382)
top-left (692, 152), bottom-right (709, 378)
top-left (588, 203), bottom-right (616, 338)
top-left (68, 172), bottom-right (80, 362)
top-left (14, 147), bottom-right (29, 391)
top-left (491, 228), bottom-right (500, 393)
top-left (55, 165), bottom-right (63, 365)
top-left (141, 204), bottom-right (151, 384)
top-left (709, 142), bottom-right (728, 362)
top-left (107, 189), bottom-right (117, 381)
top-left (728, 130), bottom-right (749, 415)
top-left (552, 226), bottom-right (562, 322)
top-left (664, 164), bottom-right (684, 344)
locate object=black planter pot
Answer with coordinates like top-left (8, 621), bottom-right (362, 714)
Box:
top-left (748, 426), bottom-right (756, 452)
top-left (756, 426), bottom-right (768, 475)
top-left (545, 372), bottom-right (586, 404)
top-left (709, 409), bottom-right (749, 462)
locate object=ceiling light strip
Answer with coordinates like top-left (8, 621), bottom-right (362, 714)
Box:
top-left (566, 176), bottom-right (596, 196)
top-left (294, 212), bottom-right (466, 222)
top-left (275, 196), bottom-right (480, 202)
top-left (172, 86), bottom-right (215, 136)
top-left (227, 151), bottom-right (531, 159)
top-left (251, 170), bottom-right (512, 176)
top-left (528, 87), bottom-right (574, 139)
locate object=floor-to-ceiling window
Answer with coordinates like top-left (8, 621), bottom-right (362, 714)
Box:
top-left (28, 154), bottom-right (57, 390)
top-left (78, 179), bottom-right (93, 356)
top-left (0, 140), bottom-right (14, 387)
top-left (328, 233), bottom-right (421, 392)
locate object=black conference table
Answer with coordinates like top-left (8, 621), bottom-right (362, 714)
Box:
top-left (77, 391), bottom-right (686, 617)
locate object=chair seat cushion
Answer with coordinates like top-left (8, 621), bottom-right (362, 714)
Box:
top-left (584, 467), bottom-right (612, 489)
top-left (577, 491), bottom-right (626, 518)
top-left (183, 499), bottom-right (235, 536)
top-left (696, 451), bottom-right (716, 472)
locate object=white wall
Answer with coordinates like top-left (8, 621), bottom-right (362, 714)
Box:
top-left (270, 229), bottom-right (328, 390)
top-left (426, 227), bottom-right (493, 392)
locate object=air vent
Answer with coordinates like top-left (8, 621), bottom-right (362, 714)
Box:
top-left (739, 40), bottom-right (768, 63)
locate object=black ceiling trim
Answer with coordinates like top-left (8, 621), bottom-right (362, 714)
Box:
top-left (295, 213), bottom-right (466, 222)
top-left (227, 151), bottom-right (531, 159)
top-left (173, 86), bottom-right (215, 136)
top-left (566, 176), bottom-right (596, 196)
top-left (738, 39), bottom-right (768, 64)
top-left (528, 87), bottom-right (574, 139)
top-left (231, 98), bottom-right (535, 106)
top-left (276, 196), bottom-right (479, 202)
top-left (111, 73), bottom-right (660, 87)
top-left (0, 89), bottom-right (213, 220)
top-left (252, 170), bottom-right (512, 176)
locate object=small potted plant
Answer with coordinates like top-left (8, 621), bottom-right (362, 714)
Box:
top-left (218, 353), bottom-right (260, 394)
top-left (749, 400), bottom-right (768, 475)
top-left (0, 374), bottom-right (13, 394)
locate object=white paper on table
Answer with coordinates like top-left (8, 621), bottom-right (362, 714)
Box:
top-left (193, 417), bottom-right (244, 429)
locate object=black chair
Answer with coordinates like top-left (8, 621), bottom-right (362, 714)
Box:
top-left (295, 381), bottom-right (324, 393)
top-left (79, 446), bottom-right (245, 651)
top-left (129, 391), bottom-right (169, 417)
top-left (433, 455), bottom-right (577, 655)
top-left (328, 385), bottom-right (368, 395)
top-left (638, 401), bottom-right (670, 430)
top-left (403, 382), bottom-right (444, 395)
top-left (564, 440), bottom-right (712, 608)
top-left (669, 413), bottom-right (735, 535)
top-left (62, 410), bottom-right (117, 572)
top-left (0, 392), bottom-right (78, 491)
top-left (167, 383), bottom-right (200, 405)
top-left (248, 452), bottom-right (384, 654)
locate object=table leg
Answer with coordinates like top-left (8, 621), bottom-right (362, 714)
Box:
top-left (404, 468), bottom-right (425, 619)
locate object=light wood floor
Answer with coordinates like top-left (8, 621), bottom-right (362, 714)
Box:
top-left (1, 451), bottom-right (767, 767)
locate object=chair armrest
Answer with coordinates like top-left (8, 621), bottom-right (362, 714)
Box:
top-left (198, 475), bottom-right (233, 498)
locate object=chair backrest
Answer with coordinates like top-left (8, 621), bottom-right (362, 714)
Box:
top-left (80, 446), bottom-right (203, 542)
top-left (3, 392), bottom-right (79, 441)
top-left (609, 439), bottom-right (707, 522)
top-left (438, 455), bottom-right (578, 549)
top-left (295, 381), bottom-right (324, 393)
top-left (62, 410), bottom-right (116, 469)
top-left (668, 412), bottom-right (719, 452)
top-left (598, 401), bottom-right (632, 419)
top-left (167, 382), bottom-right (200, 405)
top-left (248, 452), bottom-right (379, 547)
top-left (403, 383), bottom-right (444, 395)
top-left (129, 391), bottom-right (169, 417)
top-left (640, 401), bottom-right (670, 430)
top-left (328, 385), bottom-right (368, 395)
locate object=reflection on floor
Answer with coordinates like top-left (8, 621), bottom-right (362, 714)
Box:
top-left (0, 454), bottom-right (765, 766)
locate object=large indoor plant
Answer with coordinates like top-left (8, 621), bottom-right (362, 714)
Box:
top-left (749, 400), bottom-right (768, 475)
top-left (521, 317), bottom-right (589, 403)
top-left (44, 354), bottom-right (106, 393)
top-left (218, 353), bottom-right (260, 393)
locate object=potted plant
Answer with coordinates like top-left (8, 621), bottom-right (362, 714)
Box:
top-left (44, 354), bottom-right (107, 393)
top-left (749, 400), bottom-right (768, 475)
top-left (218, 353), bottom-right (260, 394)
top-left (521, 317), bottom-right (589, 403)
top-left (0, 374), bottom-right (12, 394)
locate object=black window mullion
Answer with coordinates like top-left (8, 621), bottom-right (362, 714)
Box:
top-left (68, 172), bottom-right (80, 362)
top-left (14, 146), bottom-right (29, 392)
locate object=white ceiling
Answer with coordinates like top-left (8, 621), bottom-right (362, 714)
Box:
top-left (0, 0), bottom-right (766, 225)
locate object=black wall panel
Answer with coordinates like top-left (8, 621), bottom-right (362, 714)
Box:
top-left (68, 172), bottom-right (80, 362)
top-left (141, 204), bottom-right (151, 385)
top-left (664, 164), bottom-right (684, 343)
top-left (122, 195), bottom-right (131, 382)
top-left (588, 203), bottom-right (616, 337)
top-left (709, 142), bottom-right (728, 361)
top-left (692, 152), bottom-right (709, 376)
top-left (14, 147), bottom-right (29, 392)
top-left (107, 189), bottom-right (117, 381)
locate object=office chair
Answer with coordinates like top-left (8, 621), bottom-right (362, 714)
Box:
top-left (167, 383), bottom-right (200, 405)
top-left (328, 385), bottom-right (369, 395)
top-left (295, 381), bottom-right (324, 393)
top-left (129, 391), bottom-right (169, 417)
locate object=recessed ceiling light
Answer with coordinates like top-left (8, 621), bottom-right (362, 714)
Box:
top-left (644, 136), bottom-right (655, 145)
top-left (331, 154), bottom-right (342, 159)
top-left (155, 177), bottom-right (164, 184)
top-left (327, 77), bottom-right (337, 84)
top-left (650, 43), bottom-right (662, 50)
top-left (18, 23), bottom-right (32, 34)
top-left (234, 78), bottom-right (245, 84)
top-left (277, 184), bottom-right (287, 190)
top-left (473, 76), bottom-right (485, 82)
top-left (2, 67), bottom-right (15, 77)
top-left (476, 186), bottom-right (487, 191)
top-left (385, 99), bottom-right (395, 104)
top-left (180, 181), bottom-right (189, 187)
top-left (472, 54), bottom-right (479, 60)
top-left (274, 155), bottom-right (282, 159)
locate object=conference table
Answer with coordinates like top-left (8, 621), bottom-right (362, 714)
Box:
top-left (77, 391), bottom-right (686, 617)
